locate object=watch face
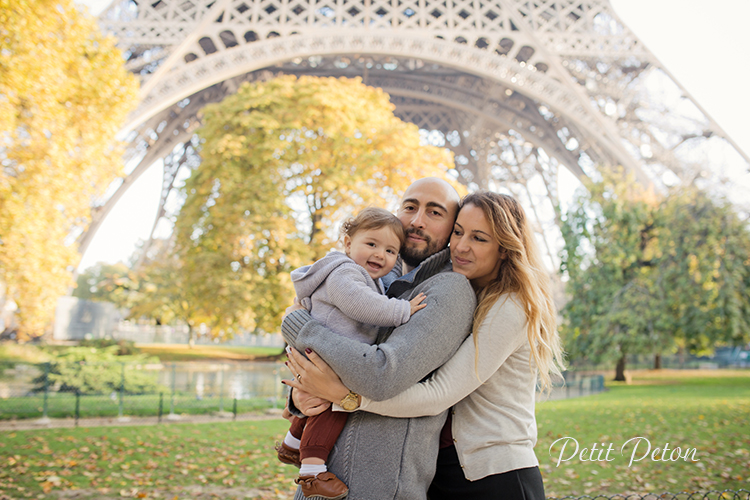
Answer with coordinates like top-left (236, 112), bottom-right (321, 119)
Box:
top-left (341, 394), bottom-right (357, 410)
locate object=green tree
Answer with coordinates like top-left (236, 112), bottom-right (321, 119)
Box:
top-left (127, 239), bottom-right (257, 347)
top-left (73, 262), bottom-right (140, 309)
top-left (0, 0), bottom-right (139, 339)
top-left (73, 240), bottom-right (247, 347)
top-left (174, 75), bottom-right (454, 334)
top-left (560, 173), bottom-right (663, 380)
top-left (560, 173), bottom-right (750, 380)
top-left (656, 189), bottom-right (750, 356)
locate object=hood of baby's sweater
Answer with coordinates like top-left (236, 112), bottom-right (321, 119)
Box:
top-left (290, 250), bottom-right (354, 299)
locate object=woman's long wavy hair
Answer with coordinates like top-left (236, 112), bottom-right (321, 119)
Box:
top-left (460, 191), bottom-right (565, 393)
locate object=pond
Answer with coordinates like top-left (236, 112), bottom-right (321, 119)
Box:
top-left (155, 361), bottom-right (288, 402)
top-left (0, 361), bottom-right (289, 402)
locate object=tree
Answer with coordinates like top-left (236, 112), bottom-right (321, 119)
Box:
top-left (656, 189), bottom-right (750, 356)
top-left (74, 239), bottom-right (255, 347)
top-left (559, 172), bottom-right (750, 380)
top-left (0, 0), bottom-right (139, 340)
top-left (128, 238), bottom-right (258, 347)
top-left (73, 262), bottom-right (140, 309)
top-left (173, 75), bottom-right (455, 334)
top-left (560, 172), bottom-right (663, 380)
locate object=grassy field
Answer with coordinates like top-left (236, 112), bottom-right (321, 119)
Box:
top-left (0, 343), bottom-right (52, 364)
top-left (0, 419), bottom-right (293, 499)
top-left (135, 344), bottom-right (284, 362)
top-left (537, 369), bottom-right (750, 497)
top-left (0, 370), bottom-right (748, 499)
top-left (0, 342), bottom-right (285, 364)
top-left (0, 392), bottom-right (278, 420)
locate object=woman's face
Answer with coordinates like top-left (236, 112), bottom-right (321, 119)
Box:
top-left (450, 203), bottom-right (504, 288)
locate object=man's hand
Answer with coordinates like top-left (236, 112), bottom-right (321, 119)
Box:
top-left (291, 388), bottom-right (331, 417)
top-left (284, 347), bottom-right (350, 403)
top-left (281, 405), bottom-right (295, 423)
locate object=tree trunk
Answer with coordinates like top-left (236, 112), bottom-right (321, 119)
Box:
top-left (188, 325), bottom-right (195, 349)
top-left (653, 353), bottom-right (662, 370)
top-left (614, 354), bottom-right (627, 382)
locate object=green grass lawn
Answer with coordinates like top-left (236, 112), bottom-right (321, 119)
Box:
top-left (0, 392), bottom-right (278, 420)
top-left (0, 370), bottom-right (748, 499)
top-left (0, 343), bottom-right (53, 364)
top-left (0, 419), bottom-right (294, 499)
top-left (0, 341), bottom-right (285, 364)
top-left (537, 370), bottom-right (750, 497)
top-left (135, 344), bottom-right (284, 362)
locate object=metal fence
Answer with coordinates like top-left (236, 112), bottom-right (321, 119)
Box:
top-left (567, 349), bottom-right (750, 371)
top-left (543, 372), bottom-right (606, 401)
top-left (1, 361), bottom-right (608, 425)
top-left (0, 360), bottom-right (287, 425)
top-left (1, 362), bottom-right (609, 428)
top-left (551, 492), bottom-right (750, 500)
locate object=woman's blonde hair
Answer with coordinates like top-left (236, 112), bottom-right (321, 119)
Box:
top-left (460, 191), bottom-right (565, 392)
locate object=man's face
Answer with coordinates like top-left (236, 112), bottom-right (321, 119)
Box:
top-left (396, 179), bottom-right (458, 269)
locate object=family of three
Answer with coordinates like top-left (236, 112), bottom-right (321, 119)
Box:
top-left (276, 177), bottom-right (565, 500)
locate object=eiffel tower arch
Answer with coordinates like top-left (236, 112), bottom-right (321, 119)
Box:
top-left (82, 0), bottom-right (749, 268)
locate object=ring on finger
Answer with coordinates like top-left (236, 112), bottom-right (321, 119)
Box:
top-left (297, 373), bottom-right (302, 381)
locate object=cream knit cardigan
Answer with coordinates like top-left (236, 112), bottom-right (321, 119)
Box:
top-left (358, 293), bottom-right (539, 481)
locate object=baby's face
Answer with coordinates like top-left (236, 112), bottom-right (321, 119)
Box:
top-left (345, 227), bottom-right (401, 280)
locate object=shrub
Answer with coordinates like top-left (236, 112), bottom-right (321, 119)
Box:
top-left (78, 338), bottom-right (140, 356)
top-left (32, 346), bottom-right (161, 395)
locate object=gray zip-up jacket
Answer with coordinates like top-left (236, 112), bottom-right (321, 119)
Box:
top-left (291, 250), bottom-right (412, 344)
top-left (282, 248), bottom-right (476, 500)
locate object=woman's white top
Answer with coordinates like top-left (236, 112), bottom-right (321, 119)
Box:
top-left (359, 293), bottom-right (539, 481)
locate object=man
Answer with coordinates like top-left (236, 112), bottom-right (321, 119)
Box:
top-left (281, 177), bottom-right (476, 500)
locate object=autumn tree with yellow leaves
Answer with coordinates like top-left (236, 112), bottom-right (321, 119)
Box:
top-left (0, 0), bottom-right (139, 339)
top-left (172, 75), bottom-right (455, 336)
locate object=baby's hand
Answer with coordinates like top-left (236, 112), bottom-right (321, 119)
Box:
top-left (409, 293), bottom-right (427, 315)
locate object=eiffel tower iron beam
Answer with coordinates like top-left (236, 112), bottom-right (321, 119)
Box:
top-left (79, 0), bottom-right (749, 262)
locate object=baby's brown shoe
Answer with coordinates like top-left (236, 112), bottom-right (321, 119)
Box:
top-left (295, 471), bottom-right (348, 500)
top-left (275, 442), bottom-right (301, 468)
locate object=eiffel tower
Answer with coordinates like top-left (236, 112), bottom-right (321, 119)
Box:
top-left (81, 0), bottom-right (749, 268)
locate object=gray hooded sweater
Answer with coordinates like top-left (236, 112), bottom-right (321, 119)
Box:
top-left (291, 251), bottom-right (412, 344)
top-left (282, 248), bottom-right (476, 500)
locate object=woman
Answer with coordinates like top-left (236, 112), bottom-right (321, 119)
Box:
top-left (285, 191), bottom-right (565, 499)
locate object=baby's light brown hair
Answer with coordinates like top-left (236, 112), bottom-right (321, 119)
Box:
top-left (340, 207), bottom-right (405, 248)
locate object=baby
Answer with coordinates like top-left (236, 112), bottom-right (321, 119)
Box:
top-left (277, 207), bottom-right (426, 500)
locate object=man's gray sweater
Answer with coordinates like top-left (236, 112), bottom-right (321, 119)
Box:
top-left (282, 248), bottom-right (476, 500)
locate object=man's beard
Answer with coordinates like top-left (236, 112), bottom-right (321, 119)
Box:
top-left (401, 228), bottom-right (444, 269)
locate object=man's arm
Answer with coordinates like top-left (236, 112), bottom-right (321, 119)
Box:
top-left (282, 272), bottom-right (475, 401)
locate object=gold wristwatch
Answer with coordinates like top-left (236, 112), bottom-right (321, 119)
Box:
top-left (340, 390), bottom-right (361, 411)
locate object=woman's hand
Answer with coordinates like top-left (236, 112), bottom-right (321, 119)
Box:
top-left (282, 347), bottom-right (351, 404)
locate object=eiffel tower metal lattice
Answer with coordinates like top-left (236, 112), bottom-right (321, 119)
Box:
top-left (81, 0), bottom-right (750, 269)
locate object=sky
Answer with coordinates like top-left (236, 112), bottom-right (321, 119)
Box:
top-left (74, 0), bottom-right (750, 270)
